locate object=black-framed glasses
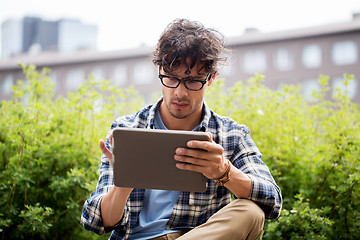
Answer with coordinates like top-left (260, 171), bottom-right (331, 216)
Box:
top-left (158, 72), bottom-right (212, 91)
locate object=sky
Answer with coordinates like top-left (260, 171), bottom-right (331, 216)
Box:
top-left (0, 0), bottom-right (360, 53)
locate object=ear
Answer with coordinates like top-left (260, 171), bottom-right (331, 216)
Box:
top-left (207, 73), bottom-right (217, 86)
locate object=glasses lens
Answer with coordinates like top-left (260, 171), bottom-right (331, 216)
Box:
top-left (185, 80), bottom-right (204, 91)
top-left (161, 76), bottom-right (179, 88)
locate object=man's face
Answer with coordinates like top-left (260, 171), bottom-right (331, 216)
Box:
top-left (160, 63), bottom-right (214, 120)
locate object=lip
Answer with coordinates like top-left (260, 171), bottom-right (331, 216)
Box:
top-left (172, 102), bottom-right (188, 109)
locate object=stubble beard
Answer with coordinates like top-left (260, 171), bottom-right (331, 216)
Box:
top-left (166, 98), bottom-right (195, 119)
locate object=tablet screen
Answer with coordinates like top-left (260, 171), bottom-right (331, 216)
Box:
top-left (112, 127), bottom-right (209, 192)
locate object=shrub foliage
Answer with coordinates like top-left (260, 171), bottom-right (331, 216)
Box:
top-left (206, 74), bottom-right (359, 239)
top-left (0, 65), bottom-right (359, 239)
top-left (0, 64), bottom-right (143, 239)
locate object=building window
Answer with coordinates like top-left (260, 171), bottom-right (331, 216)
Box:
top-left (332, 76), bottom-right (358, 100)
top-left (331, 41), bottom-right (358, 66)
top-left (243, 50), bottom-right (267, 74)
top-left (90, 66), bottom-right (105, 81)
top-left (111, 64), bottom-right (127, 87)
top-left (302, 79), bottom-right (321, 101)
top-left (133, 61), bottom-right (155, 85)
top-left (1, 75), bottom-right (14, 95)
top-left (302, 44), bottom-right (322, 68)
top-left (273, 48), bottom-right (294, 71)
top-left (65, 68), bottom-right (85, 91)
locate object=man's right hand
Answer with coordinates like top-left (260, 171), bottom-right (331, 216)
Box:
top-left (99, 133), bottom-right (114, 166)
top-left (99, 132), bottom-right (134, 227)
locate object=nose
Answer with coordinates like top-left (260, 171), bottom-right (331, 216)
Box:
top-left (174, 81), bottom-right (188, 99)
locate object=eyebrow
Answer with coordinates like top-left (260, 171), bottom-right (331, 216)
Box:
top-left (162, 71), bottom-right (207, 79)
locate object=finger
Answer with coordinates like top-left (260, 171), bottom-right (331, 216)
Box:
top-left (99, 139), bottom-right (113, 161)
top-left (176, 161), bottom-right (208, 174)
top-left (174, 153), bottom-right (214, 167)
top-left (176, 147), bottom-right (208, 160)
top-left (109, 133), bottom-right (113, 147)
top-left (208, 132), bottom-right (213, 143)
top-left (176, 150), bottom-right (223, 167)
top-left (175, 162), bottom-right (216, 180)
top-left (187, 140), bottom-right (223, 154)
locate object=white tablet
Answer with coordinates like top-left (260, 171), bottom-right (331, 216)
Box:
top-left (112, 127), bottom-right (210, 192)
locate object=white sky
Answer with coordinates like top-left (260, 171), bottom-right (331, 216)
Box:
top-left (0, 0), bottom-right (359, 53)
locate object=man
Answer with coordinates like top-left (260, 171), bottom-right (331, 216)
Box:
top-left (81, 19), bottom-right (282, 240)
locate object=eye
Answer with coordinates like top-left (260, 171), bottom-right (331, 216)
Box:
top-left (191, 75), bottom-right (207, 81)
top-left (185, 80), bottom-right (203, 89)
top-left (187, 80), bottom-right (199, 84)
top-left (168, 77), bottom-right (180, 82)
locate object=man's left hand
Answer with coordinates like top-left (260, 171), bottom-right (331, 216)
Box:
top-left (174, 132), bottom-right (230, 180)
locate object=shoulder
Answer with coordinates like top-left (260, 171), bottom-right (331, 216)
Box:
top-left (210, 110), bottom-right (250, 138)
top-left (210, 111), bottom-right (261, 162)
top-left (103, 105), bottom-right (153, 149)
top-left (112, 104), bottom-right (153, 129)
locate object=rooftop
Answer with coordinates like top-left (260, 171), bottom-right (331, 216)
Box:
top-left (1, 16), bottom-right (360, 71)
top-left (226, 16), bottom-right (360, 46)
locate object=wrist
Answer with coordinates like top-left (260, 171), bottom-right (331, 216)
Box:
top-left (109, 185), bottom-right (133, 199)
top-left (213, 159), bottom-right (231, 186)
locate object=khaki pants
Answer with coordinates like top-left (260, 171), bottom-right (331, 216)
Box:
top-left (151, 199), bottom-right (264, 240)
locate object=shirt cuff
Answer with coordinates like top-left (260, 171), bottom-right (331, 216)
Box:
top-left (102, 201), bottom-right (130, 233)
top-left (247, 174), bottom-right (261, 201)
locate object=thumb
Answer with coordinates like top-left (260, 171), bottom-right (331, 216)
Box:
top-left (208, 132), bottom-right (213, 143)
top-left (99, 139), bottom-right (113, 164)
top-left (109, 133), bottom-right (113, 147)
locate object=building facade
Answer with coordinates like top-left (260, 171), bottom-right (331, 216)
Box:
top-left (1, 16), bottom-right (98, 58)
top-left (1, 15), bottom-right (359, 103)
top-left (1, 19), bottom-right (23, 59)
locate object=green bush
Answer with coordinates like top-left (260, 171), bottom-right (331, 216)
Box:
top-left (0, 64), bottom-right (143, 239)
top-left (262, 194), bottom-right (333, 239)
top-left (206, 74), bottom-right (359, 239)
top-left (1, 65), bottom-right (358, 239)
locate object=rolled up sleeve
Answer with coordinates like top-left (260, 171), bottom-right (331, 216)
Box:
top-left (80, 152), bottom-right (130, 235)
top-left (231, 127), bottom-right (282, 219)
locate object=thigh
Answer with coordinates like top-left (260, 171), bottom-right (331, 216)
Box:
top-left (177, 199), bottom-right (265, 240)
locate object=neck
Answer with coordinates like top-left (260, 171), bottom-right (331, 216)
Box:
top-left (159, 101), bottom-right (203, 131)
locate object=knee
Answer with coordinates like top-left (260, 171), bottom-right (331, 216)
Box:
top-left (240, 200), bottom-right (265, 226)
top-left (227, 199), bottom-right (265, 239)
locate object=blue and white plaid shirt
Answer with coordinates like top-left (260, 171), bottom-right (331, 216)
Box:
top-left (81, 98), bottom-right (282, 239)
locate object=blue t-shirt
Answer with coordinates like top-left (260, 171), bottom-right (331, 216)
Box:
top-left (129, 109), bottom-right (181, 239)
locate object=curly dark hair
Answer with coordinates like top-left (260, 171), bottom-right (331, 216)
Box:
top-left (152, 19), bottom-right (227, 75)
